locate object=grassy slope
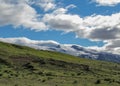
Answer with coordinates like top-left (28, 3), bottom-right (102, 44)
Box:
top-left (0, 41), bottom-right (120, 86)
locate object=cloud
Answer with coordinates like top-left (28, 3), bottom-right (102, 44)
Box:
top-left (0, 37), bottom-right (59, 50)
top-left (94, 0), bottom-right (120, 6)
top-left (80, 13), bottom-right (120, 41)
top-left (36, 0), bottom-right (56, 11)
top-left (66, 4), bottom-right (76, 9)
top-left (0, 0), bottom-right (47, 31)
top-left (103, 39), bottom-right (120, 53)
top-left (43, 10), bottom-right (120, 41)
top-left (43, 13), bottom-right (83, 32)
top-left (0, 0), bottom-right (79, 31)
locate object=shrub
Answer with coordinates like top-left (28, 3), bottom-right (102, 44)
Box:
top-left (47, 77), bottom-right (53, 80)
top-left (77, 73), bottom-right (81, 76)
top-left (14, 84), bottom-right (18, 86)
top-left (0, 73), bottom-right (3, 76)
top-left (38, 71), bottom-right (43, 75)
top-left (95, 79), bottom-right (101, 84)
top-left (73, 80), bottom-right (77, 84)
top-left (42, 79), bottom-right (46, 82)
top-left (71, 73), bottom-right (75, 76)
top-left (104, 78), bottom-right (111, 81)
top-left (45, 72), bottom-right (53, 76)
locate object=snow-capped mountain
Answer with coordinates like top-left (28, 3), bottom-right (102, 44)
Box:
top-left (0, 37), bottom-right (120, 63)
top-left (41, 44), bottom-right (120, 63)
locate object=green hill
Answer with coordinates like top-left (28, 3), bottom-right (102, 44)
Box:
top-left (0, 41), bottom-right (120, 86)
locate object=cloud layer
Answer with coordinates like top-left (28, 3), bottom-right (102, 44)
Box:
top-left (94, 0), bottom-right (120, 6)
top-left (0, 37), bottom-right (59, 50)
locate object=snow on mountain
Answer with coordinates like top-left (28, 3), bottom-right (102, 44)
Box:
top-left (0, 37), bottom-right (120, 63)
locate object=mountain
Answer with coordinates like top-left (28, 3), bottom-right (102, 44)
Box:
top-left (0, 41), bottom-right (120, 86)
top-left (22, 41), bottom-right (120, 63)
top-left (70, 45), bottom-right (120, 63)
top-left (36, 43), bottom-right (120, 63)
top-left (0, 37), bottom-right (120, 63)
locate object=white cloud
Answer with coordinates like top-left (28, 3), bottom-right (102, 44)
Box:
top-left (0, 0), bottom-right (47, 31)
top-left (94, 0), bottom-right (120, 6)
top-left (103, 39), bottom-right (120, 54)
top-left (43, 11), bottom-right (120, 41)
top-left (66, 4), bottom-right (76, 9)
top-left (43, 13), bottom-right (83, 32)
top-left (36, 0), bottom-right (56, 11)
top-left (0, 37), bottom-right (59, 50)
top-left (78, 13), bottom-right (120, 41)
top-left (53, 8), bottom-right (68, 14)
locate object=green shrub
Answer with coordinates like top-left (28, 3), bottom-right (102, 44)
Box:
top-left (95, 79), bottom-right (101, 84)
top-left (0, 73), bottom-right (3, 76)
top-left (14, 84), bottom-right (18, 86)
top-left (45, 72), bottom-right (53, 76)
top-left (42, 79), bottom-right (46, 82)
top-left (73, 80), bottom-right (77, 84)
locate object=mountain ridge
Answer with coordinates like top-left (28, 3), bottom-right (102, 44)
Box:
top-left (0, 38), bottom-right (120, 63)
top-left (0, 37), bottom-right (120, 63)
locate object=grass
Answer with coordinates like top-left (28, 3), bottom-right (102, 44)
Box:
top-left (0, 41), bottom-right (120, 86)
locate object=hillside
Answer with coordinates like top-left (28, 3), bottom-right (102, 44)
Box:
top-left (0, 41), bottom-right (120, 86)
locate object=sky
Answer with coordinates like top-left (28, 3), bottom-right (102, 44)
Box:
top-left (0, 0), bottom-right (120, 54)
